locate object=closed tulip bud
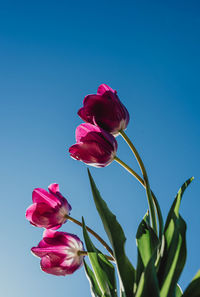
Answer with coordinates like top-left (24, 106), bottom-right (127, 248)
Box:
top-left (26, 183), bottom-right (71, 229)
top-left (69, 123), bottom-right (117, 167)
top-left (31, 229), bottom-right (84, 276)
top-left (78, 84), bottom-right (130, 135)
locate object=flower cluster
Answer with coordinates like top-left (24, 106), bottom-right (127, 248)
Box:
top-left (69, 84), bottom-right (129, 167)
top-left (26, 83), bottom-right (128, 276)
top-left (26, 83), bottom-right (198, 297)
top-left (26, 184), bottom-right (84, 276)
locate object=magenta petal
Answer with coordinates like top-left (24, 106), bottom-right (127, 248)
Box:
top-left (25, 203), bottom-right (37, 222)
top-left (75, 123), bottom-right (117, 151)
top-left (69, 143), bottom-right (113, 167)
top-left (41, 255), bottom-right (66, 276)
top-left (42, 230), bottom-right (69, 246)
top-left (31, 245), bottom-right (66, 257)
top-left (75, 123), bottom-right (101, 143)
top-left (97, 84), bottom-right (115, 95)
top-left (48, 183), bottom-right (59, 194)
top-left (32, 188), bottom-right (60, 207)
top-left (26, 203), bottom-right (48, 228)
top-left (43, 228), bottom-right (57, 239)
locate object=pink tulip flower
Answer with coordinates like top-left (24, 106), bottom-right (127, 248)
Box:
top-left (26, 183), bottom-right (71, 229)
top-left (31, 229), bottom-right (84, 276)
top-left (78, 84), bottom-right (130, 135)
top-left (69, 123), bottom-right (118, 167)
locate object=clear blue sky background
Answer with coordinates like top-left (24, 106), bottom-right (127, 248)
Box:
top-left (0, 1), bottom-right (200, 296)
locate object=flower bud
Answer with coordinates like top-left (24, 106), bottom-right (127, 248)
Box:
top-left (31, 229), bottom-right (84, 276)
top-left (78, 84), bottom-right (129, 135)
top-left (26, 184), bottom-right (71, 229)
top-left (69, 123), bottom-right (117, 167)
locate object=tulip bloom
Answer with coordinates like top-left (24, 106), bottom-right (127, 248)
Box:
top-left (69, 123), bottom-right (117, 167)
top-left (31, 229), bottom-right (84, 276)
top-left (26, 183), bottom-right (71, 229)
top-left (78, 84), bottom-right (130, 135)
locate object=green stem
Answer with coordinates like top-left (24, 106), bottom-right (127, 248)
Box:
top-left (117, 131), bottom-right (157, 234)
top-left (78, 250), bottom-right (114, 262)
top-left (114, 156), bottom-right (163, 238)
top-left (114, 156), bottom-right (143, 183)
top-left (65, 215), bottom-right (114, 260)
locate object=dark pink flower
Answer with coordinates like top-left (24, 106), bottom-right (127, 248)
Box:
top-left (78, 84), bottom-right (130, 135)
top-left (69, 123), bottom-right (117, 167)
top-left (26, 184), bottom-right (71, 230)
top-left (31, 229), bottom-right (84, 276)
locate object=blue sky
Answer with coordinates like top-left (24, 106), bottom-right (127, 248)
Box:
top-left (0, 1), bottom-right (200, 296)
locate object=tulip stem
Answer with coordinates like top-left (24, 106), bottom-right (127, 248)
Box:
top-left (65, 215), bottom-right (115, 260)
top-left (118, 130), bottom-right (157, 234)
top-left (114, 156), bottom-right (163, 238)
top-left (114, 153), bottom-right (157, 238)
top-left (78, 250), bottom-right (114, 262)
top-left (114, 156), bottom-right (143, 183)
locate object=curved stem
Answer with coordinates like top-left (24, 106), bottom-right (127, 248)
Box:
top-left (114, 155), bottom-right (163, 238)
top-left (114, 156), bottom-right (143, 184)
top-left (114, 156), bottom-right (163, 237)
top-left (65, 214), bottom-right (114, 259)
top-left (119, 130), bottom-right (157, 234)
top-left (78, 250), bottom-right (114, 262)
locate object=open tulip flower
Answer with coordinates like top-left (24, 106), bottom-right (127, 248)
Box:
top-left (26, 183), bottom-right (71, 229)
top-left (69, 123), bottom-right (117, 167)
top-left (31, 229), bottom-right (84, 276)
top-left (78, 84), bottom-right (130, 135)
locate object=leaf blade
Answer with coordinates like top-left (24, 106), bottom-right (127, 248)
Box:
top-left (87, 169), bottom-right (135, 297)
top-left (82, 217), bottom-right (117, 297)
top-left (136, 212), bottom-right (159, 284)
top-left (135, 253), bottom-right (160, 297)
top-left (158, 178), bottom-right (194, 297)
top-left (84, 259), bottom-right (103, 297)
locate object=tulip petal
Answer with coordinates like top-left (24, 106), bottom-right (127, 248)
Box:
top-left (48, 183), bottom-right (59, 194)
top-left (40, 255), bottom-right (67, 276)
top-left (75, 123), bottom-right (101, 143)
top-left (97, 84), bottom-right (115, 95)
top-left (75, 123), bottom-right (117, 151)
top-left (69, 142), bottom-right (114, 168)
top-left (32, 188), bottom-right (60, 207)
top-left (25, 203), bottom-right (37, 224)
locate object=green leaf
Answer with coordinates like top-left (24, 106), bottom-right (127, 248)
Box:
top-left (158, 177), bottom-right (194, 297)
top-left (175, 284), bottom-right (183, 297)
top-left (87, 169), bottom-right (135, 297)
top-left (182, 270), bottom-right (200, 297)
top-left (165, 177), bottom-right (194, 241)
top-left (84, 260), bottom-right (102, 297)
top-left (136, 212), bottom-right (159, 266)
top-left (160, 215), bottom-right (186, 297)
top-left (143, 210), bottom-right (151, 226)
top-left (82, 217), bottom-right (117, 297)
top-left (135, 253), bottom-right (160, 297)
top-left (136, 211), bottom-right (159, 284)
top-left (152, 192), bottom-right (164, 239)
